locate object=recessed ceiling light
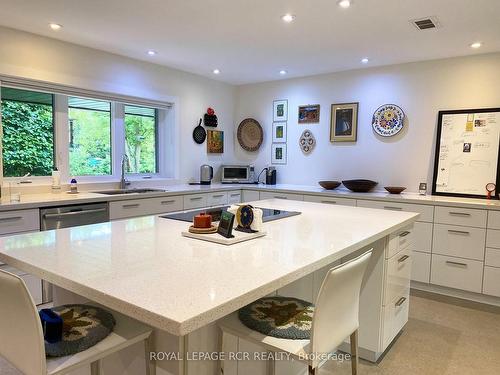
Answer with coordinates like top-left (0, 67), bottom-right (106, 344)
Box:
top-left (213, 69), bottom-right (220, 75)
top-left (470, 42), bottom-right (482, 49)
top-left (338, 0), bottom-right (351, 9)
top-left (361, 58), bottom-right (369, 64)
top-left (49, 23), bottom-right (62, 31)
top-left (281, 14), bottom-right (296, 23)
top-left (279, 70), bottom-right (287, 75)
top-left (147, 50), bottom-right (157, 56)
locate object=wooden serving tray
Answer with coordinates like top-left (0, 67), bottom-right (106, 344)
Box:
top-left (181, 230), bottom-right (266, 246)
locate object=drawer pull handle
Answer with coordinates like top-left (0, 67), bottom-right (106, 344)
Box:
top-left (161, 200), bottom-right (176, 205)
top-left (190, 197), bottom-right (203, 201)
top-left (321, 200), bottom-right (337, 204)
top-left (230, 194), bottom-right (240, 197)
top-left (384, 206), bottom-right (403, 211)
top-left (448, 229), bottom-right (470, 235)
top-left (212, 194), bottom-right (224, 198)
top-left (122, 204), bottom-right (140, 209)
top-left (449, 212), bottom-right (471, 217)
top-left (399, 231), bottom-right (411, 237)
top-left (398, 255), bottom-right (410, 263)
top-left (445, 260), bottom-right (468, 267)
top-left (275, 196), bottom-right (288, 199)
top-left (0, 216), bottom-right (23, 223)
top-left (395, 297), bottom-right (407, 307)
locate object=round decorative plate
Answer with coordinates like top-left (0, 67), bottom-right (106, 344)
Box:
top-left (236, 205), bottom-right (254, 229)
top-left (192, 119), bottom-right (206, 144)
top-left (237, 118), bottom-right (263, 152)
top-left (372, 104), bottom-right (405, 137)
top-left (299, 129), bottom-right (316, 154)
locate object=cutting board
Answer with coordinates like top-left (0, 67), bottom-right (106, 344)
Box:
top-left (181, 230), bottom-right (266, 245)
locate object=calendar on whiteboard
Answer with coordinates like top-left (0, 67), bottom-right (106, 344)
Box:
top-left (432, 108), bottom-right (500, 198)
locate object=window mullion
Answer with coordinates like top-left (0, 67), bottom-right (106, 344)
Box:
top-left (54, 95), bottom-right (69, 183)
top-left (112, 102), bottom-right (125, 182)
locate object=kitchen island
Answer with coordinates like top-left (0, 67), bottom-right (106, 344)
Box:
top-left (0, 199), bottom-right (419, 375)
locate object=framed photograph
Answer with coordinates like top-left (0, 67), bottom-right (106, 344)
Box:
top-left (330, 102), bottom-right (359, 142)
top-left (272, 122), bottom-right (287, 143)
top-left (273, 100), bottom-right (288, 122)
top-left (298, 104), bottom-right (320, 124)
top-left (207, 130), bottom-right (224, 153)
top-left (271, 143), bottom-right (287, 164)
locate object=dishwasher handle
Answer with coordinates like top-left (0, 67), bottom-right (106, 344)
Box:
top-left (43, 208), bottom-right (107, 219)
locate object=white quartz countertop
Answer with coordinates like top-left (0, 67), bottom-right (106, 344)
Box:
top-left (2, 182), bottom-right (500, 212)
top-left (0, 199), bottom-right (418, 335)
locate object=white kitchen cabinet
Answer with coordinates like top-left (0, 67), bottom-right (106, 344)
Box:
top-left (434, 206), bottom-right (487, 228)
top-left (486, 229), bottom-right (500, 249)
top-left (110, 196), bottom-right (183, 219)
top-left (259, 191), bottom-right (303, 201)
top-left (488, 210), bottom-right (500, 229)
top-left (303, 194), bottom-right (356, 206)
top-left (485, 247), bottom-right (500, 268)
top-left (430, 254), bottom-right (483, 293)
top-left (241, 190), bottom-right (260, 203)
top-left (183, 194), bottom-right (208, 210)
top-left (385, 247), bottom-right (412, 305)
top-left (227, 190), bottom-right (242, 204)
top-left (207, 191), bottom-right (228, 207)
top-left (483, 266), bottom-right (500, 297)
top-left (383, 288), bottom-right (410, 349)
top-left (413, 222), bottom-right (433, 253)
top-left (432, 224), bottom-right (485, 261)
top-left (0, 209), bottom-right (39, 235)
top-left (356, 200), bottom-right (434, 222)
top-left (411, 251), bottom-right (431, 283)
top-left (387, 225), bottom-right (414, 259)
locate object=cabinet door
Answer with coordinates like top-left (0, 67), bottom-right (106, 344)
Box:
top-left (483, 266), bottom-right (500, 297)
top-left (430, 254), bottom-right (483, 293)
top-left (207, 192), bottom-right (228, 207)
top-left (413, 222), bottom-right (433, 253)
top-left (435, 206), bottom-right (487, 228)
top-left (227, 190), bottom-right (242, 204)
top-left (303, 194), bottom-right (356, 206)
top-left (183, 194), bottom-right (208, 210)
top-left (0, 209), bottom-right (39, 235)
top-left (411, 251), bottom-right (431, 283)
top-left (259, 191), bottom-right (303, 201)
top-left (433, 224), bottom-right (485, 261)
top-left (241, 190), bottom-right (260, 203)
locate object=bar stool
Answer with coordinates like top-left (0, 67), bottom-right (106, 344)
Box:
top-left (0, 269), bottom-right (155, 375)
top-left (218, 250), bottom-right (372, 375)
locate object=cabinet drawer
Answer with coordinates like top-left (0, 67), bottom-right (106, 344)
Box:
top-left (227, 190), bottom-right (242, 204)
top-left (387, 225), bottom-right (414, 259)
top-left (150, 196), bottom-right (183, 213)
top-left (385, 248), bottom-right (412, 305)
top-left (435, 206), bottom-right (486, 228)
top-left (207, 192), bottom-right (228, 207)
top-left (430, 254), bottom-right (483, 293)
top-left (413, 222), bottom-right (432, 253)
top-left (483, 266), bottom-right (500, 297)
top-left (356, 200), bottom-right (433, 222)
top-left (485, 248), bottom-right (500, 268)
top-left (183, 194), bottom-right (208, 210)
top-left (241, 190), bottom-right (260, 203)
top-left (0, 209), bottom-right (39, 235)
top-left (411, 251), bottom-right (431, 283)
top-left (259, 191), bottom-right (303, 201)
top-left (487, 211), bottom-right (500, 229)
top-left (383, 289), bottom-right (410, 349)
top-left (433, 224), bottom-right (485, 260)
top-left (110, 199), bottom-right (151, 220)
top-left (486, 229), bottom-right (500, 249)
top-left (303, 194), bottom-right (356, 206)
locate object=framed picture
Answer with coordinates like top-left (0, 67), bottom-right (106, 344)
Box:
top-left (330, 102), bottom-right (359, 142)
top-left (272, 122), bottom-right (287, 143)
top-left (271, 143), bottom-right (287, 164)
top-left (298, 104), bottom-right (320, 124)
top-left (273, 100), bottom-right (288, 122)
top-left (207, 130), bottom-right (224, 153)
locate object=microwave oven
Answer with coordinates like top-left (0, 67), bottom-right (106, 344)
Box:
top-left (221, 165), bottom-right (255, 184)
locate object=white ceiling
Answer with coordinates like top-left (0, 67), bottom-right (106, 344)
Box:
top-left (0, 0), bottom-right (499, 85)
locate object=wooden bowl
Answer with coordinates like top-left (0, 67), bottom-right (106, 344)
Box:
top-left (342, 179), bottom-right (378, 193)
top-left (384, 186), bottom-right (407, 194)
top-left (318, 181), bottom-right (341, 190)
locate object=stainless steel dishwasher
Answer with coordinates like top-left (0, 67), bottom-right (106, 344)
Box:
top-left (39, 202), bottom-right (109, 302)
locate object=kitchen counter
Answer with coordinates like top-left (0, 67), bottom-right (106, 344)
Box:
top-left (0, 199), bottom-right (418, 336)
top-left (2, 182), bottom-right (500, 211)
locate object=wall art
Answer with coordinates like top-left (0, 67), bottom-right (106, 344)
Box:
top-left (271, 143), bottom-right (287, 164)
top-left (272, 122), bottom-right (287, 143)
top-left (273, 100), bottom-right (288, 122)
top-left (237, 118), bottom-right (263, 152)
top-left (298, 104), bottom-right (320, 124)
top-left (372, 104), bottom-right (405, 137)
top-left (330, 102), bottom-right (358, 142)
top-left (299, 129), bottom-right (316, 154)
top-left (207, 130), bottom-right (224, 153)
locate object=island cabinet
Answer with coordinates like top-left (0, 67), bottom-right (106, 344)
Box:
top-left (0, 209), bottom-right (42, 305)
top-left (484, 211), bottom-right (500, 297)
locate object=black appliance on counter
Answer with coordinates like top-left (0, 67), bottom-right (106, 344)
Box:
top-left (266, 167), bottom-right (277, 185)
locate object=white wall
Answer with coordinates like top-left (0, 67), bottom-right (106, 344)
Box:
top-left (0, 26), bottom-right (236, 183)
top-left (235, 53), bottom-right (500, 192)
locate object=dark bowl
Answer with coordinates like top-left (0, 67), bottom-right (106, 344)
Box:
top-left (342, 179), bottom-right (378, 193)
top-left (384, 186), bottom-right (407, 194)
top-left (318, 181), bottom-right (341, 190)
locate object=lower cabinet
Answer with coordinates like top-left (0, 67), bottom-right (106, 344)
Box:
top-left (241, 190), bottom-right (260, 203)
top-left (303, 194), bottom-right (356, 206)
top-left (430, 254), bottom-right (484, 293)
top-left (110, 196), bottom-right (183, 219)
top-left (411, 251), bottom-right (431, 283)
top-left (227, 190), bottom-right (242, 204)
top-left (383, 288), bottom-right (410, 349)
top-left (259, 191), bottom-right (303, 201)
top-left (483, 266), bottom-right (500, 297)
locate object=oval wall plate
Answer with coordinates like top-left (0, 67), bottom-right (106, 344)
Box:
top-left (299, 129), bottom-right (316, 154)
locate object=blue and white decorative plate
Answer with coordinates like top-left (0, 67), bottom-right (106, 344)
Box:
top-left (372, 104), bottom-right (405, 137)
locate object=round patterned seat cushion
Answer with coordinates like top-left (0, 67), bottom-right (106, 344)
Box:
top-left (44, 304), bottom-right (116, 357)
top-left (238, 296), bottom-right (314, 339)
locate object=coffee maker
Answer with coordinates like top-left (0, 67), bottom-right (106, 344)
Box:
top-left (266, 166), bottom-right (277, 185)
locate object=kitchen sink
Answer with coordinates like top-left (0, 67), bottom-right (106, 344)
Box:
top-left (93, 188), bottom-right (167, 195)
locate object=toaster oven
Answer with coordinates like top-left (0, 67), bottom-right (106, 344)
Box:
top-left (221, 165), bottom-right (255, 184)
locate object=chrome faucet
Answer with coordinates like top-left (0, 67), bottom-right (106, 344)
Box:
top-left (120, 154), bottom-right (130, 190)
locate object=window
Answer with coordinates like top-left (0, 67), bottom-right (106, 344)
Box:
top-left (0, 87), bottom-right (54, 177)
top-left (124, 105), bottom-right (157, 174)
top-left (68, 97), bottom-right (111, 176)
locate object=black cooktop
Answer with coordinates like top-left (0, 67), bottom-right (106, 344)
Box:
top-left (161, 205), bottom-right (301, 223)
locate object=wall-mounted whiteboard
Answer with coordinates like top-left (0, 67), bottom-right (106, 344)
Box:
top-left (432, 108), bottom-right (500, 198)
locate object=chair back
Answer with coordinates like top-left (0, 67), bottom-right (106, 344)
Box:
top-left (0, 269), bottom-right (46, 375)
top-left (310, 250), bottom-right (372, 366)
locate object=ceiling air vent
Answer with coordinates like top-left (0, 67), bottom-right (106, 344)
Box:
top-left (411, 17), bottom-right (439, 30)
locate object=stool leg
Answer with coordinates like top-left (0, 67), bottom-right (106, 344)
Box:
top-left (350, 329), bottom-right (359, 375)
top-left (144, 335), bottom-right (156, 375)
top-left (90, 360), bottom-right (101, 375)
top-left (308, 365), bottom-right (316, 375)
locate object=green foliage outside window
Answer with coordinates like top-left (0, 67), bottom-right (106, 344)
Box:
top-left (1, 100), bottom-right (54, 177)
top-left (125, 113), bottom-right (156, 174)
